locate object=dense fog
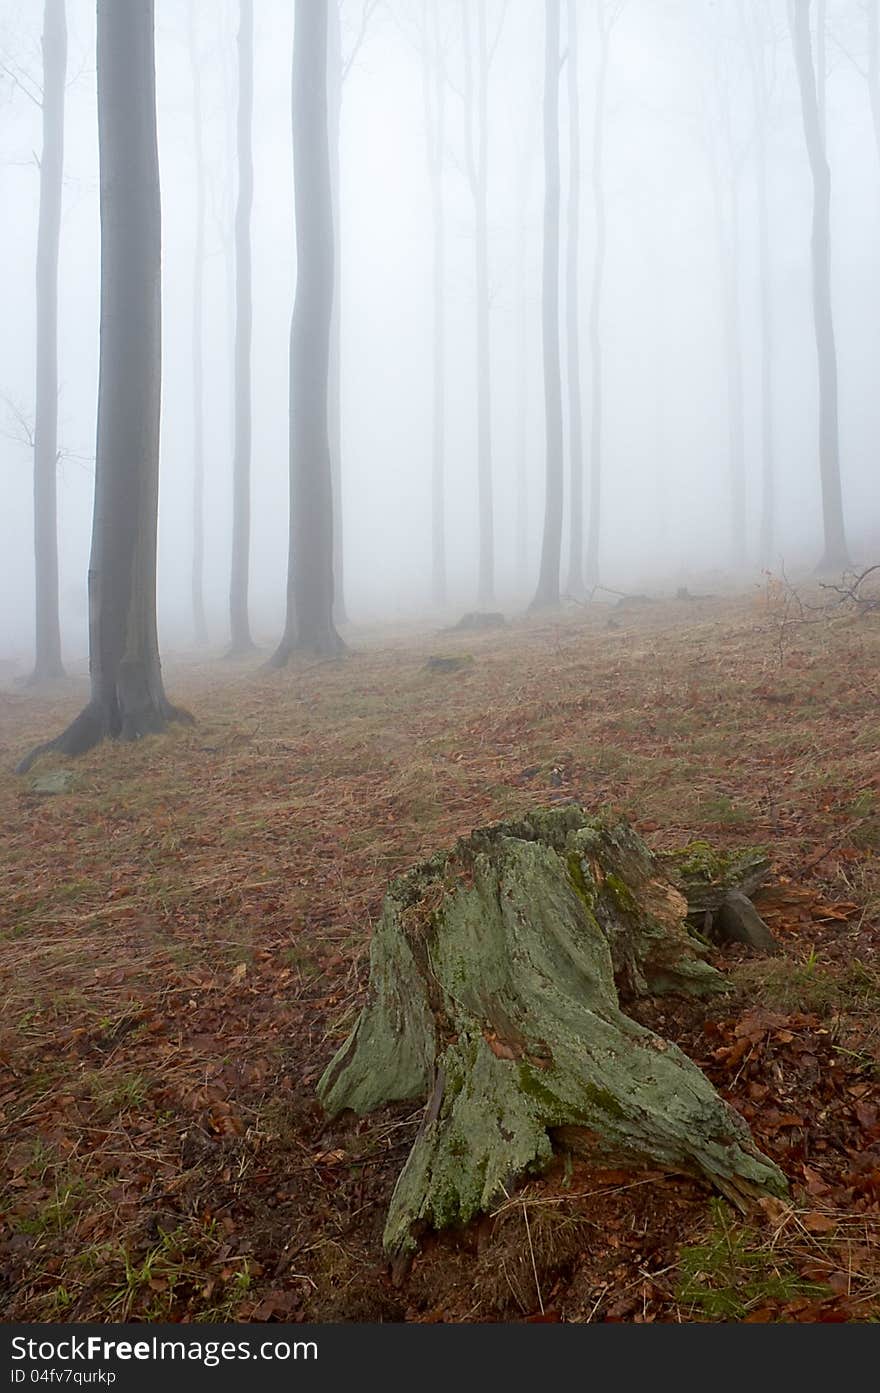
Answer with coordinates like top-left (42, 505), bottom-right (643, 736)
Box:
top-left (1, 0), bottom-right (879, 667)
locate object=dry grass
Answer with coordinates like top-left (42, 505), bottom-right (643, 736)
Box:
top-left (0, 588), bottom-right (878, 1321)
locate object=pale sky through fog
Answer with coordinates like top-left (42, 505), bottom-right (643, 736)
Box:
top-left (1, 0), bottom-right (879, 663)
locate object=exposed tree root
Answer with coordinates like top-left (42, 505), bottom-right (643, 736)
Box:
top-left (15, 694), bottom-right (194, 775)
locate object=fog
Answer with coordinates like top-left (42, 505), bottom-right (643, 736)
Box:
top-left (2, 0), bottom-right (879, 666)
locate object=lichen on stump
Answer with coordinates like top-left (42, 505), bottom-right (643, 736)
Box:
top-left (318, 807), bottom-right (786, 1258)
top-left (661, 841), bottom-right (778, 953)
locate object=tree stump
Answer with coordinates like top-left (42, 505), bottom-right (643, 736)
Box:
top-left (318, 807), bottom-right (786, 1258)
top-left (661, 842), bottom-right (778, 953)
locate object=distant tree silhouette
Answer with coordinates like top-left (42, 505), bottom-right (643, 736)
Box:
top-left (270, 0), bottom-right (343, 663)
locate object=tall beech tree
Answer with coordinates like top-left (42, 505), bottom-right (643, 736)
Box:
top-left (531, 0), bottom-right (563, 611)
top-left (30, 0), bottom-right (67, 684)
top-left (188, 0), bottom-right (207, 644)
top-left (705, 59), bottom-right (746, 573)
top-left (422, 0), bottom-right (448, 608)
top-left (742, 0), bottom-right (777, 566)
top-left (270, 0), bottom-right (342, 663)
top-left (583, 0), bottom-right (621, 591)
top-left (327, 1), bottom-right (346, 626)
top-left (461, 0), bottom-right (506, 608)
top-left (325, 2), bottom-right (380, 627)
top-left (790, 0), bottom-right (850, 571)
top-left (18, 0), bottom-right (188, 773)
top-left (228, 0), bottom-right (255, 654)
top-left (564, 0), bottom-right (585, 598)
top-left (870, 1), bottom-right (880, 165)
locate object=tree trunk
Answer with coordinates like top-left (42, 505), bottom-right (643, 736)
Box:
top-left (228, 0), bottom-right (255, 655)
top-left (708, 121), bottom-right (747, 573)
top-left (327, 1), bottom-right (348, 626)
top-left (422, 0), bottom-right (447, 609)
top-left (755, 119), bottom-right (775, 567)
top-left (869, 1), bottom-right (880, 170)
top-left (564, 0), bottom-right (585, 599)
top-left (270, 0), bottom-right (343, 663)
top-left (790, 0), bottom-right (850, 572)
top-left (531, 0), bottom-right (563, 610)
top-left (462, 0), bottom-right (495, 609)
top-left (514, 163), bottom-right (528, 589)
top-left (816, 0), bottom-right (826, 146)
top-left (584, 3), bottom-right (611, 592)
top-left (30, 0), bottom-right (67, 684)
top-left (319, 807), bottom-right (786, 1260)
top-left (744, 4), bottom-right (776, 570)
top-left (18, 0), bottom-right (189, 774)
top-left (189, 0), bottom-right (208, 645)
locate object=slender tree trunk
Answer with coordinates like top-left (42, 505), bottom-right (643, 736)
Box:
top-left (18, 0), bottom-right (189, 773)
top-left (228, 0), bottom-right (254, 654)
top-left (755, 117), bottom-right (775, 567)
top-left (708, 126), bottom-right (747, 573)
top-left (271, 0), bottom-right (342, 663)
top-left (564, 0), bottom-right (585, 598)
top-left (816, 0), bottom-right (826, 146)
top-left (530, 0), bottom-right (563, 610)
top-left (743, 3), bottom-right (776, 568)
top-left (790, 0), bottom-right (850, 571)
top-left (462, 0), bottom-right (494, 609)
top-left (584, 5), bottom-right (611, 591)
top-left (31, 0), bottom-right (67, 683)
top-left (189, 1), bottom-right (207, 644)
top-left (327, 1), bottom-right (348, 625)
top-left (869, 0), bottom-right (880, 167)
top-left (514, 163), bottom-right (528, 588)
top-left (422, 0), bottom-right (447, 609)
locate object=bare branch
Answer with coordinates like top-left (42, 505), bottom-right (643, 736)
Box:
top-left (341, 0), bottom-right (381, 83)
top-left (0, 57), bottom-right (42, 107)
top-left (819, 565), bottom-right (880, 612)
top-left (487, 0), bottom-right (509, 68)
top-left (826, 26), bottom-right (869, 79)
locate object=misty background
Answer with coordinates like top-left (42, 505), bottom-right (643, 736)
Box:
top-left (1, 0), bottom-right (878, 664)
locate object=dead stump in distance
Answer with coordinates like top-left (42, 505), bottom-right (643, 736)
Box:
top-left (318, 807), bottom-right (786, 1258)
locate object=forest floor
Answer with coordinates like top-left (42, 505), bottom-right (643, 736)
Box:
top-left (0, 581), bottom-right (878, 1323)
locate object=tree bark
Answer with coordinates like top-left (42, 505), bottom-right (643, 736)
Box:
top-left (271, 0), bottom-right (343, 663)
top-left (327, 1), bottom-right (348, 626)
top-left (30, 0), bottom-right (67, 684)
top-left (461, 0), bottom-right (495, 609)
top-left (18, 0), bottom-right (189, 773)
top-left (514, 160), bottom-right (529, 588)
top-left (707, 104), bottom-right (747, 573)
top-left (790, 0), bottom-right (850, 571)
top-left (869, 1), bottom-right (880, 169)
top-left (531, 0), bottom-right (563, 610)
top-left (189, 0), bottom-right (207, 645)
top-left (319, 808), bottom-right (786, 1259)
top-left (228, 0), bottom-right (255, 655)
top-left (422, 0), bottom-right (447, 609)
top-left (744, 4), bottom-right (776, 569)
top-left (584, 2), bottom-right (612, 591)
top-left (564, 0), bottom-right (585, 598)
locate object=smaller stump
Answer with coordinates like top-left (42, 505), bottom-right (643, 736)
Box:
top-left (318, 808), bottom-right (786, 1258)
top-left (662, 842), bottom-right (778, 953)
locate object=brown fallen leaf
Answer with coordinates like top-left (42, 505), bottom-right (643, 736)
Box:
top-left (802, 1212), bottom-right (837, 1235)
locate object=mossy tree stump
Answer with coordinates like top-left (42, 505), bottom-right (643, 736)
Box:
top-left (318, 807), bottom-right (786, 1258)
top-left (661, 842), bottom-right (778, 953)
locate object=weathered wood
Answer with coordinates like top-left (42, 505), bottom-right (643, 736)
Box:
top-left (318, 807), bottom-right (786, 1258)
top-left (661, 841), bottom-right (777, 951)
